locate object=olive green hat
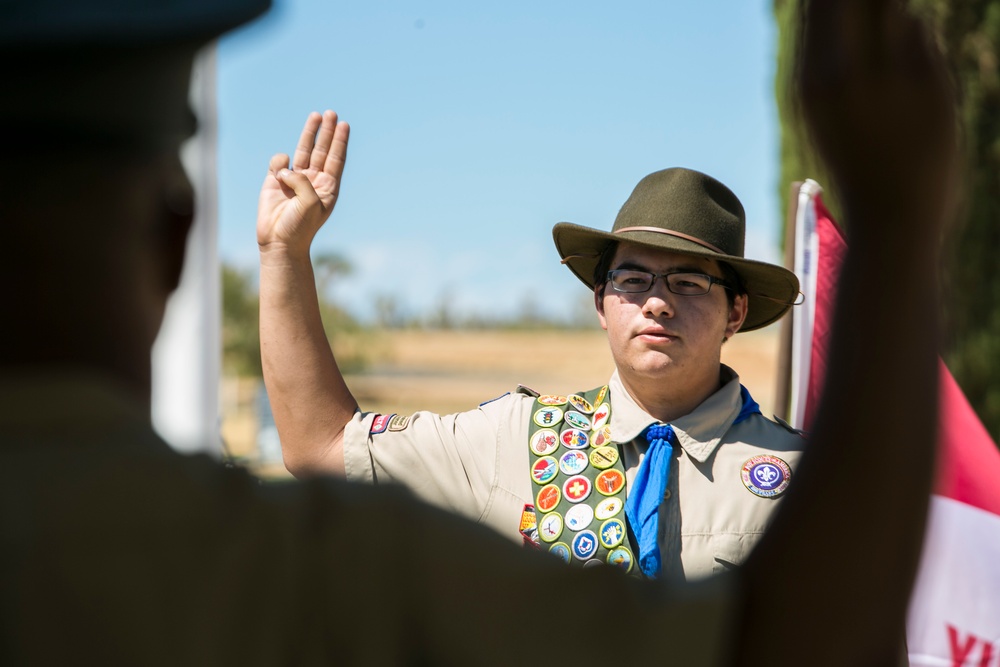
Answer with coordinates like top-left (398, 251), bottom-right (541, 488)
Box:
top-left (552, 167), bottom-right (800, 332)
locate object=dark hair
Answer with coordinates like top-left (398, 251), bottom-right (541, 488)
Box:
top-left (717, 261), bottom-right (745, 309)
top-left (593, 241), bottom-right (745, 308)
top-left (592, 242), bottom-right (619, 297)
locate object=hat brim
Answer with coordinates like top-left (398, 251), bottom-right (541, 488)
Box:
top-left (552, 222), bottom-right (800, 332)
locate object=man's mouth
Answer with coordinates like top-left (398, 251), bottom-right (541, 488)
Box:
top-left (635, 327), bottom-right (678, 342)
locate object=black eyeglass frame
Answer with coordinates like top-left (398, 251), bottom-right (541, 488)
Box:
top-left (606, 269), bottom-right (734, 296)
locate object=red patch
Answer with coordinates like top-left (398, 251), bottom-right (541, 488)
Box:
top-left (370, 414), bottom-right (395, 435)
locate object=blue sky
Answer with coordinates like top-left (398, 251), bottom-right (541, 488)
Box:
top-left (217, 0), bottom-right (781, 323)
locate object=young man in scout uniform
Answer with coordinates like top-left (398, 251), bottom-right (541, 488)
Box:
top-left (264, 124), bottom-right (806, 580)
top-left (0, 1), bottom-right (755, 662)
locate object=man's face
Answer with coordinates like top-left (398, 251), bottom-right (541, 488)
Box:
top-left (596, 242), bottom-right (747, 387)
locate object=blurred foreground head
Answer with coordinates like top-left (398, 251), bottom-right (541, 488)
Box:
top-left (0, 0), bottom-right (268, 393)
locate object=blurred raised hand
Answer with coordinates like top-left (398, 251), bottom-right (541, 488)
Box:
top-left (796, 0), bottom-right (959, 221)
top-left (257, 110), bottom-right (350, 257)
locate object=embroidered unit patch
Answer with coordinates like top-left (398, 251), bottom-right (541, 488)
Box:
top-left (387, 414), bottom-right (410, 431)
top-left (370, 414), bottom-right (394, 434)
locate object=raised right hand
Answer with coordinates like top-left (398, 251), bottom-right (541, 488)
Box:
top-left (257, 110), bottom-right (350, 257)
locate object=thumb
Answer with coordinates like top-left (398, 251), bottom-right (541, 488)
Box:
top-left (275, 168), bottom-right (321, 209)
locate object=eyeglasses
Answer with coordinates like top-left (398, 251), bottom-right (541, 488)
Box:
top-left (606, 269), bottom-right (733, 296)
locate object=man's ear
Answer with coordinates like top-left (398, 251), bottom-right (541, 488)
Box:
top-left (725, 293), bottom-right (749, 339)
top-left (158, 177), bottom-right (195, 293)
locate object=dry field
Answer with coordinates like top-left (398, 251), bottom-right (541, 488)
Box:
top-left (221, 324), bottom-right (784, 474)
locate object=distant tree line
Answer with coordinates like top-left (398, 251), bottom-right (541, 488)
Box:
top-left (775, 0), bottom-right (1000, 443)
top-left (221, 258), bottom-right (598, 378)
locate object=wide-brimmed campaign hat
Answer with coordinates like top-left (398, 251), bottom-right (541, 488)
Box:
top-left (552, 168), bottom-right (800, 332)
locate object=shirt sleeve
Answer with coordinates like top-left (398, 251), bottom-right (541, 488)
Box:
top-left (341, 392), bottom-right (526, 524)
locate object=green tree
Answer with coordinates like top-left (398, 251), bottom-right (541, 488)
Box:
top-left (221, 264), bottom-right (262, 377)
top-left (221, 253), bottom-right (374, 377)
top-left (775, 0), bottom-right (1000, 443)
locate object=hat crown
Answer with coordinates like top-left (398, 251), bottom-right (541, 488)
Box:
top-left (612, 168), bottom-right (746, 259)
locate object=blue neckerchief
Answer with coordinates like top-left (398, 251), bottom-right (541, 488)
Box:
top-left (624, 385), bottom-right (760, 578)
top-left (625, 423), bottom-right (674, 578)
top-left (735, 384), bottom-right (761, 425)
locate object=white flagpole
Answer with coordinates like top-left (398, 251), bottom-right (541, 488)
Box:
top-left (788, 179), bottom-right (822, 430)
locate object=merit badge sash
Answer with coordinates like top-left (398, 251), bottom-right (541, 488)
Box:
top-left (524, 384), bottom-right (638, 575)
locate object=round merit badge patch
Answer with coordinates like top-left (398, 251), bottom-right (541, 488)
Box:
top-left (567, 394), bottom-right (595, 414)
top-left (740, 455), bottom-right (792, 498)
top-left (564, 410), bottom-right (592, 431)
top-left (572, 530), bottom-right (599, 560)
top-left (539, 513), bottom-right (564, 543)
top-left (591, 403), bottom-right (611, 430)
top-left (560, 428), bottom-right (589, 449)
top-left (530, 429), bottom-right (560, 456)
top-left (607, 546), bottom-right (633, 573)
top-left (533, 406), bottom-right (564, 428)
top-left (559, 450), bottom-right (589, 476)
top-left (564, 503), bottom-right (595, 532)
top-left (532, 457), bottom-right (558, 485)
top-left (549, 542), bottom-right (571, 563)
top-left (563, 475), bottom-right (593, 503)
top-left (536, 484), bottom-right (561, 512)
top-left (538, 395), bottom-right (568, 406)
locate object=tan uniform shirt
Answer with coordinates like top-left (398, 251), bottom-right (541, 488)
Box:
top-left (0, 373), bottom-right (740, 666)
top-left (344, 366), bottom-right (805, 581)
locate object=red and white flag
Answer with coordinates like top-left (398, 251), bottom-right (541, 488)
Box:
top-left (788, 180), bottom-right (1000, 666)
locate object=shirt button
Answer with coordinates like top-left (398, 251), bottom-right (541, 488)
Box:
top-left (663, 490), bottom-right (672, 499)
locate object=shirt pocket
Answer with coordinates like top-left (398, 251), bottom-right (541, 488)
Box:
top-left (711, 533), bottom-right (751, 573)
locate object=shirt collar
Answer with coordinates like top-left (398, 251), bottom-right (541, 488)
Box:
top-left (608, 365), bottom-right (744, 463)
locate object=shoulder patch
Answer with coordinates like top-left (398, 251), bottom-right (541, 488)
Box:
top-left (370, 413), bottom-right (395, 435)
top-left (479, 392), bottom-right (511, 407)
top-left (388, 414), bottom-right (410, 431)
top-left (773, 415), bottom-right (807, 437)
top-left (516, 384), bottom-right (540, 398)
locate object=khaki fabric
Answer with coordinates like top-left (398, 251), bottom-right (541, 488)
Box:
top-left (0, 373), bottom-right (740, 666)
top-left (343, 366), bottom-right (805, 580)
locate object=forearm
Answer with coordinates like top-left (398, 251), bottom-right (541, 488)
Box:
top-left (259, 244), bottom-right (357, 477)
top-left (740, 198), bottom-right (940, 662)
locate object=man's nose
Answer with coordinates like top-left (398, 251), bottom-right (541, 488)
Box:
top-left (640, 278), bottom-right (675, 318)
